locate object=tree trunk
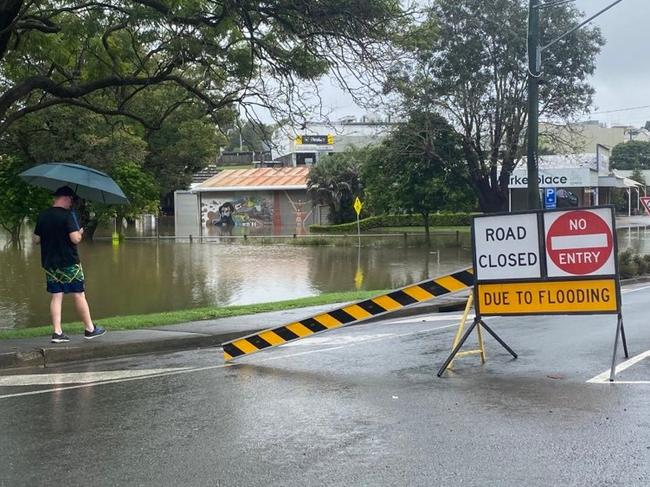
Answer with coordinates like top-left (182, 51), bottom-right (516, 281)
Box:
top-left (422, 211), bottom-right (431, 246)
top-left (2, 219), bottom-right (23, 247)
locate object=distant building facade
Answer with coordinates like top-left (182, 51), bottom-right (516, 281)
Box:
top-left (271, 116), bottom-right (397, 166)
top-left (175, 167), bottom-right (327, 237)
top-left (508, 146), bottom-right (643, 215)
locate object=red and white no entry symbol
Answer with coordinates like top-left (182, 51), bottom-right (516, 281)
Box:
top-left (545, 210), bottom-right (613, 275)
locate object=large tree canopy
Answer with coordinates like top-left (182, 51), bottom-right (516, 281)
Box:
top-left (0, 0), bottom-right (402, 134)
top-left (362, 110), bottom-right (473, 238)
top-left (385, 0), bottom-right (604, 212)
top-left (610, 141), bottom-right (650, 170)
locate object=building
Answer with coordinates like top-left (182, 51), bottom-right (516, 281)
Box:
top-left (271, 116), bottom-right (396, 166)
top-left (175, 167), bottom-right (326, 237)
top-left (508, 146), bottom-right (643, 215)
top-left (541, 121), bottom-right (650, 154)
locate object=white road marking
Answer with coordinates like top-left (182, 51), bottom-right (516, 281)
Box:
top-left (383, 314), bottom-right (470, 325)
top-left (621, 285), bottom-right (650, 294)
top-left (587, 349), bottom-right (650, 383)
top-left (284, 333), bottom-right (395, 347)
top-left (0, 322), bottom-right (458, 400)
top-left (0, 368), bottom-right (191, 386)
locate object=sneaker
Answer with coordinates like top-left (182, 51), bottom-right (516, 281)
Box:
top-left (51, 333), bottom-right (70, 343)
top-left (84, 326), bottom-right (106, 340)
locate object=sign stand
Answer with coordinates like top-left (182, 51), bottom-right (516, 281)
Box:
top-left (446, 294), bottom-right (486, 370)
top-left (609, 313), bottom-right (629, 381)
top-left (437, 310), bottom-right (518, 377)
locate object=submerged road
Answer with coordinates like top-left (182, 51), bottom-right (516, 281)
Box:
top-left (2, 284), bottom-right (650, 486)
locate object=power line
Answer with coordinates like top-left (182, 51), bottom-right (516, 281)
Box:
top-left (590, 104), bottom-right (650, 115)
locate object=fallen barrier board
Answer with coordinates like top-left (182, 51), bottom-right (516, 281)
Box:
top-left (222, 267), bottom-right (474, 361)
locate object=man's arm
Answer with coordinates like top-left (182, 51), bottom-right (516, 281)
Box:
top-left (32, 234), bottom-right (40, 244)
top-left (69, 228), bottom-right (83, 245)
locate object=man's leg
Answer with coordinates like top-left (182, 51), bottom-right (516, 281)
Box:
top-left (71, 292), bottom-right (94, 332)
top-left (50, 293), bottom-right (64, 334)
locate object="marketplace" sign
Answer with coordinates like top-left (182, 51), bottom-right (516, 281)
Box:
top-left (508, 168), bottom-right (595, 188)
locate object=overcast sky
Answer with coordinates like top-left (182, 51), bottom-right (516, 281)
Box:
top-left (314, 0), bottom-right (650, 128)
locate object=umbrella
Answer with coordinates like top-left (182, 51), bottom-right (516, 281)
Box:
top-left (19, 162), bottom-right (129, 205)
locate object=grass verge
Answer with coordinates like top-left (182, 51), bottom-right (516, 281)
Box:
top-left (0, 289), bottom-right (387, 340)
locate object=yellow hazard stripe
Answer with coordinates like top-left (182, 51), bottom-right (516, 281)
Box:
top-left (403, 285), bottom-right (433, 301)
top-left (342, 304), bottom-right (372, 320)
top-left (435, 275), bottom-right (469, 293)
top-left (314, 314), bottom-right (342, 329)
top-left (222, 266), bottom-right (474, 361)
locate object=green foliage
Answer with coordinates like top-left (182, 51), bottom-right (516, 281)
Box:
top-left (618, 249), bottom-right (638, 279)
top-left (307, 148), bottom-right (367, 224)
top-left (224, 121), bottom-right (274, 152)
top-left (310, 213), bottom-right (473, 234)
top-left (1, 0), bottom-right (403, 134)
top-left (630, 168), bottom-right (646, 186)
top-left (362, 110), bottom-right (476, 233)
top-left (0, 155), bottom-right (51, 244)
top-left (610, 141), bottom-right (650, 170)
top-left (143, 103), bottom-right (219, 194)
top-left (4, 106), bottom-right (148, 173)
top-left (385, 0), bottom-right (604, 212)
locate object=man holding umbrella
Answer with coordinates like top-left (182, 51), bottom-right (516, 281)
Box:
top-left (32, 186), bottom-right (106, 343)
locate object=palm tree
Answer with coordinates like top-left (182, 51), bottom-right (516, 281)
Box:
top-left (307, 150), bottom-right (365, 224)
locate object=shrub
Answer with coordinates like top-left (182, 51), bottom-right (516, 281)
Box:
top-left (309, 213), bottom-right (474, 234)
top-left (633, 254), bottom-right (648, 275)
top-left (618, 249), bottom-right (638, 279)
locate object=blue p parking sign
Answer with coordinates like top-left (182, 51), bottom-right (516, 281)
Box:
top-left (544, 187), bottom-right (557, 209)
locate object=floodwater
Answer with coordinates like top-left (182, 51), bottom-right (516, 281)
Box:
top-left (0, 219), bottom-right (473, 329)
top-left (3, 217), bottom-right (648, 329)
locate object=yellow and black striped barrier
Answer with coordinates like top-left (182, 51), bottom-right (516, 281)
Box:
top-left (222, 267), bottom-right (474, 361)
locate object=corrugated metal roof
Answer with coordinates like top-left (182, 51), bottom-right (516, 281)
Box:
top-left (196, 166), bottom-right (310, 191)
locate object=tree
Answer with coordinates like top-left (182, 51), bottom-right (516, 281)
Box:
top-left (143, 101), bottom-right (220, 196)
top-left (0, 1), bottom-right (402, 136)
top-left (610, 141), bottom-right (650, 170)
top-left (224, 121), bottom-right (275, 153)
top-left (110, 160), bottom-right (161, 237)
top-left (385, 0), bottom-right (603, 212)
top-left (307, 149), bottom-right (365, 224)
top-left (0, 155), bottom-right (50, 246)
top-left (362, 111), bottom-right (473, 239)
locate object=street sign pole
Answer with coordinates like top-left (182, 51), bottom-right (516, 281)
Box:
top-left (354, 197), bottom-right (363, 248)
top-left (527, 0), bottom-right (541, 210)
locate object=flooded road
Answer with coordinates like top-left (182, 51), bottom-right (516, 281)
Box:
top-left (0, 227), bottom-right (472, 329)
top-left (3, 216), bottom-right (648, 330)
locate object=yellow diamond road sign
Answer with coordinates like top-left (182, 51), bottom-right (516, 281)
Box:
top-left (354, 197), bottom-right (363, 216)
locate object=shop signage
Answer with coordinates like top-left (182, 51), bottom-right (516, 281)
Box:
top-left (508, 168), bottom-right (593, 188)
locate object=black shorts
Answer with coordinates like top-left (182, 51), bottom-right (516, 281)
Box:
top-left (44, 264), bottom-right (85, 294)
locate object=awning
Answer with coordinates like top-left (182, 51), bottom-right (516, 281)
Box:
top-left (598, 173), bottom-right (643, 188)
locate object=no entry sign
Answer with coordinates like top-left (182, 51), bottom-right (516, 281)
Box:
top-left (544, 208), bottom-right (615, 277)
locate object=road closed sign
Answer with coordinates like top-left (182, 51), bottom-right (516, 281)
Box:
top-left (473, 212), bottom-right (541, 281)
top-left (544, 208), bottom-right (615, 277)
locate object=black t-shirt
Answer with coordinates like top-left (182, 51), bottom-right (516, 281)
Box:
top-left (34, 207), bottom-right (81, 269)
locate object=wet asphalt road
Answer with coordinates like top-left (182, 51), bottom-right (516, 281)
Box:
top-left (2, 285), bottom-right (650, 486)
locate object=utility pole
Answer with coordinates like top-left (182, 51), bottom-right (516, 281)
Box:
top-left (527, 0), bottom-right (541, 209)
top-left (527, 0), bottom-right (625, 211)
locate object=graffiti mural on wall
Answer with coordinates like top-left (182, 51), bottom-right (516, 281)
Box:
top-left (285, 191), bottom-right (313, 235)
top-left (202, 196), bottom-right (273, 228)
